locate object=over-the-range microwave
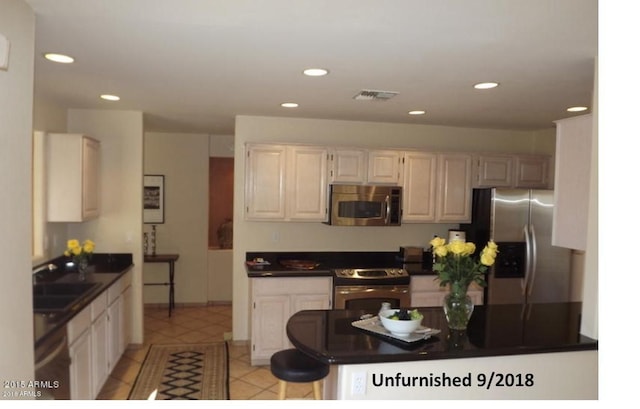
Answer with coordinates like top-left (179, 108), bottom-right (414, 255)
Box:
top-left (327, 184), bottom-right (402, 226)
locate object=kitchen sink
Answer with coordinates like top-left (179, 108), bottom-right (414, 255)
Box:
top-left (33, 282), bottom-right (99, 297)
top-left (33, 295), bottom-right (80, 313)
top-left (33, 282), bottom-right (99, 313)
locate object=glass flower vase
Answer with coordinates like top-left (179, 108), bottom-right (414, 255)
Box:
top-left (76, 257), bottom-right (89, 276)
top-left (443, 283), bottom-right (474, 330)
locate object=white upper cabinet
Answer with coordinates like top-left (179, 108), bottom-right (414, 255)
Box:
top-left (403, 151), bottom-right (472, 223)
top-left (286, 145), bottom-right (329, 221)
top-left (47, 133), bottom-right (100, 222)
top-left (401, 151), bottom-right (438, 222)
top-left (474, 154), bottom-right (514, 188)
top-left (514, 154), bottom-right (551, 188)
top-left (245, 144), bottom-right (328, 221)
top-left (473, 153), bottom-right (551, 189)
top-left (366, 150), bottom-right (403, 185)
top-left (245, 144), bottom-right (287, 220)
top-left (330, 148), bottom-right (402, 185)
top-left (552, 114), bottom-right (593, 251)
top-left (330, 148), bottom-right (367, 183)
top-left (436, 153), bottom-right (473, 223)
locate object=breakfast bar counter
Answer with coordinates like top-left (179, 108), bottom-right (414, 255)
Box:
top-left (286, 303), bottom-right (597, 399)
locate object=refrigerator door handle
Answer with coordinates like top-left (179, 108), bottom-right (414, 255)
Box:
top-left (522, 224), bottom-right (531, 296)
top-left (528, 224), bottom-right (538, 296)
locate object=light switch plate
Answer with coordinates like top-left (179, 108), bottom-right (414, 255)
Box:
top-left (0, 33), bottom-right (9, 71)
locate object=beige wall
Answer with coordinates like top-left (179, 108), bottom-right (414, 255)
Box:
top-left (0, 0), bottom-right (36, 386)
top-left (66, 109), bottom-right (145, 344)
top-left (143, 132), bottom-right (210, 305)
top-left (232, 115), bottom-right (556, 341)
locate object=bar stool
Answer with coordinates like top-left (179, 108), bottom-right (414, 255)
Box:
top-left (270, 348), bottom-right (330, 400)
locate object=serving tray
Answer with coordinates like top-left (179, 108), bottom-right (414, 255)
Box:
top-left (352, 316), bottom-right (441, 344)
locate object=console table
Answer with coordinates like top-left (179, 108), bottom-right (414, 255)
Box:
top-left (144, 254), bottom-right (179, 317)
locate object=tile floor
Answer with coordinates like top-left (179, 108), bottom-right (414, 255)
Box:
top-left (97, 304), bottom-right (318, 400)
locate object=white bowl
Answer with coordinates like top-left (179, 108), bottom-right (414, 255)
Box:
top-left (379, 309), bottom-right (422, 337)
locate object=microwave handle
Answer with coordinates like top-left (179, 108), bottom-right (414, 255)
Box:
top-left (384, 195), bottom-right (391, 225)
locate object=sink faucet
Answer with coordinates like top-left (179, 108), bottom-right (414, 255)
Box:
top-left (32, 264), bottom-right (57, 285)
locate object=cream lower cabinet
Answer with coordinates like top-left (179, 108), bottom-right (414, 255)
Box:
top-left (67, 272), bottom-right (131, 399)
top-left (250, 277), bottom-right (332, 365)
top-left (90, 292), bottom-right (109, 398)
top-left (68, 307), bottom-right (93, 400)
top-left (410, 275), bottom-right (484, 307)
top-left (245, 144), bottom-right (328, 221)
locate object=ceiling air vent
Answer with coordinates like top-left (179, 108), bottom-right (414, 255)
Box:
top-left (353, 89), bottom-right (399, 101)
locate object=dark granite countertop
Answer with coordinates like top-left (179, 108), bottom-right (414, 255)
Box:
top-left (33, 253), bottom-right (133, 348)
top-left (245, 251), bottom-right (436, 277)
top-left (286, 302), bottom-right (597, 365)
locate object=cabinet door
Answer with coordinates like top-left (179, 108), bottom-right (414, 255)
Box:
top-left (468, 290), bottom-right (484, 306)
top-left (245, 144), bottom-right (287, 220)
top-left (47, 133), bottom-right (100, 222)
top-left (287, 146), bottom-right (328, 221)
top-left (552, 114), bottom-right (592, 250)
top-left (436, 153), bottom-right (472, 222)
top-left (402, 152), bottom-right (437, 222)
top-left (330, 149), bottom-right (367, 183)
top-left (252, 295), bottom-right (291, 364)
top-left (122, 285), bottom-right (133, 347)
top-left (411, 291), bottom-right (447, 308)
top-left (367, 150), bottom-right (402, 184)
top-left (91, 312), bottom-right (109, 398)
top-left (69, 330), bottom-right (93, 400)
top-left (82, 136), bottom-right (100, 220)
top-left (107, 296), bottom-right (123, 371)
top-left (292, 294), bottom-right (331, 313)
top-left (514, 155), bottom-right (550, 188)
top-left (474, 154), bottom-right (513, 188)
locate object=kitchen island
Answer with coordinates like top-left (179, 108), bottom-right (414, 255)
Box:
top-left (287, 302), bottom-right (597, 399)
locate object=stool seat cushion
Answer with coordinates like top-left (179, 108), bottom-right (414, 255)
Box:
top-left (270, 349), bottom-right (329, 383)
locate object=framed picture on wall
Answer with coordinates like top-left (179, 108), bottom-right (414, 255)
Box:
top-left (143, 175), bottom-right (165, 224)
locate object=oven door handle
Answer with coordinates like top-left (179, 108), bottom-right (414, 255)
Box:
top-left (336, 287), bottom-right (409, 295)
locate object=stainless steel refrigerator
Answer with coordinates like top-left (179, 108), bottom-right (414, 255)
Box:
top-left (460, 188), bottom-right (572, 304)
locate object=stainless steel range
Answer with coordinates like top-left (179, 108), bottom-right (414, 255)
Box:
top-left (333, 268), bottom-right (411, 310)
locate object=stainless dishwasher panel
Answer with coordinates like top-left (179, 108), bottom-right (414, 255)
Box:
top-left (35, 326), bottom-right (71, 400)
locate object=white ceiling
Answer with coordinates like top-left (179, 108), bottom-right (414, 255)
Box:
top-left (25, 0), bottom-right (597, 135)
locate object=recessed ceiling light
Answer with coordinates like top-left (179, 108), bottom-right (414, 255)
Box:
top-left (408, 110), bottom-right (426, 115)
top-left (100, 94), bottom-right (120, 101)
top-left (303, 68), bottom-right (329, 77)
top-left (474, 82), bottom-right (499, 90)
top-left (44, 53), bottom-right (74, 63)
top-left (567, 106), bottom-right (588, 112)
top-left (281, 102), bottom-right (299, 108)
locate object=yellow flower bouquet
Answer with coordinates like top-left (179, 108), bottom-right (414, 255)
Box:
top-left (430, 236), bottom-right (498, 291)
top-left (429, 236), bottom-right (498, 329)
top-left (64, 239), bottom-right (95, 273)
